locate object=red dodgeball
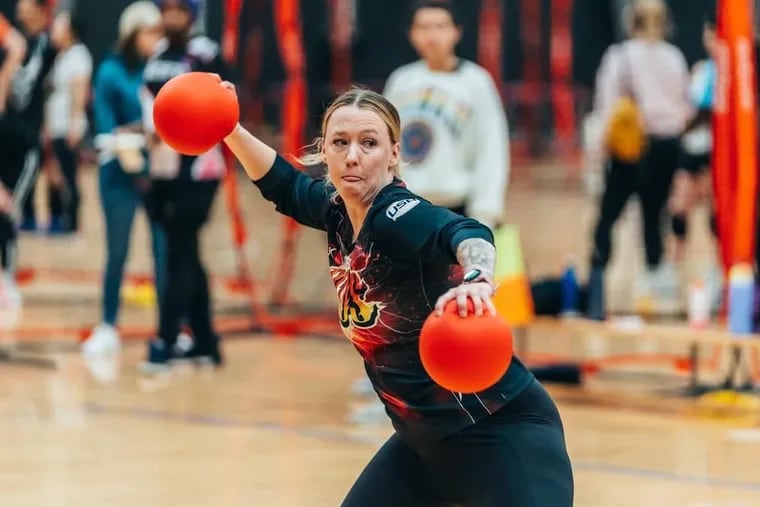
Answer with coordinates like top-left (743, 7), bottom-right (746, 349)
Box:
top-left (420, 299), bottom-right (514, 393)
top-left (153, 72), bottom-right (239, 155)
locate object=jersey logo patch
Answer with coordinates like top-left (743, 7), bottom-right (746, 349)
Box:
top-left (386, 198), bottom-right (420, 221)
top-left (401, 121), bottom-right (434, 164)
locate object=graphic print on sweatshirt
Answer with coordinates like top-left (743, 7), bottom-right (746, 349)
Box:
top-left (394, 86), bottom-right (475, 165)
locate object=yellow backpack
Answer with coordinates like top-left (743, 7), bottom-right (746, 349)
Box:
top-left (604, 46), bottom-right (647, 162)
top-left (605, 97), bottom-right (647, 162)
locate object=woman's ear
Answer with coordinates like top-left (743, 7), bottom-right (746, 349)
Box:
top-left (389, 142), bottom-right (400, 170)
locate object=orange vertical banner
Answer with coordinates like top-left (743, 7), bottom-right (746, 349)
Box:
top-left (222, 0), bottom-right (243, 63)
top-left (714, 0), bottom-right (758, 268)
top-left (550, 0), bottom-right (575, 155)
top-left (272, 0), bottom-right (307, 306)
top-left (726, 0), bottom-right (758, 264)
top-left (220, 0), bottom-right (259, 321)
top-left (274, 0), bottom-right (306, 156)
top-left (329, 0), bottom-right (354, 94)
top-left (712, 0), bottom-right (735, 271)
top-left (478, 0), bottom-right (503, 97)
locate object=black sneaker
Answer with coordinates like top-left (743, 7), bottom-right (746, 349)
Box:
top-left (178, 338), bottom-right (223, 367)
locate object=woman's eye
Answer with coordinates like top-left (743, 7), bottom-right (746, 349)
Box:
top-left (332, 139), bottom-right (347, 146)
top-left (362, 139), bottom-right (377, 147)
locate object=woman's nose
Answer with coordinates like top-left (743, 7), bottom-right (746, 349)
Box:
top-left (346, 142), bottom-right (360, 163)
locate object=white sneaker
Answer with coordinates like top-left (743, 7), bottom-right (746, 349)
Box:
top-left (633, 263), bottom-right (681, 314)
top-left (82, 323), bottom-right (121, 356)
top-left (649, 262), bottom-right (681, 299)
top-left (0, 273), bottom-right (22, 330)
top-left (632, 271), bottom-right (654, 314)
top-left (0, 272), bottom-right (22, 305)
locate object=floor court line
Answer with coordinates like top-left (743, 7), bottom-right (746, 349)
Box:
top-left (85, 402), bottom-right (760, 493)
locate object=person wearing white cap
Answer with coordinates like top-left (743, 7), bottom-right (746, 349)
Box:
top-left (81, 1), bottom-right (166, 356)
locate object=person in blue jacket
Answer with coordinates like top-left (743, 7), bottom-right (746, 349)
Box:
top-left (81, 1), bottom-right (166, 356)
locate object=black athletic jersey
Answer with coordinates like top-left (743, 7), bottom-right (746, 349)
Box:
top-left (142, 35), bottom-right (232, 180)
top-left (254, 156), bottom-right (533, 439)
top-left (6, 31), bottom-right (56, 129)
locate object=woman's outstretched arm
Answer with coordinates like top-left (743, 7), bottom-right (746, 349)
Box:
top-left (220, 80), bottom-right (277, 181)
top-left (223, 122), bottom-right (277, 182)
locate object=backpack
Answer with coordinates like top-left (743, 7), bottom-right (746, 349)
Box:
top-left (604, 45), bottom-right (647, 163)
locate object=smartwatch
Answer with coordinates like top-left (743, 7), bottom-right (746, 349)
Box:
top-left (463, 269), bottom-right (484, 283)
top-left (463, 269), bottom-right (496, 295)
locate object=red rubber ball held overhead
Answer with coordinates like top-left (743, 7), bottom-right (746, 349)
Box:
top-left (419, 299), bottom-right (514, 394)
top-left (152, 72), bottom-right (239, 156)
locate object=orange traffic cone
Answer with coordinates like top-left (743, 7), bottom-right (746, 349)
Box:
top-left (492, 225), bottom-right (534, 327)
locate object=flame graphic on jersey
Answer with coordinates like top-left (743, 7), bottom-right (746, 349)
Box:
top-left (332, 265), bottom-right (382, 330)
top-left (329, 246), bottom-right (385, 339)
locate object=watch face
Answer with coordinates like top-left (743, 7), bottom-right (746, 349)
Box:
top-left (464, 269), bottom-right (481, 282)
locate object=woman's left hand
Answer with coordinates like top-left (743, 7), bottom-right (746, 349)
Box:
top-left (434, 281), bottom-right (497, 318)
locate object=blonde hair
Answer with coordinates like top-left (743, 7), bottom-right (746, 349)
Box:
top-left (624, 0), bottom-right (672, 40)
top-left (298, 87), bottom-right (402, 177)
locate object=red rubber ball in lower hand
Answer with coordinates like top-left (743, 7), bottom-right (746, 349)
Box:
top-left (419, 299), bottom-right (514, 393)
top-left (152, 72), bottom-right (239, 155)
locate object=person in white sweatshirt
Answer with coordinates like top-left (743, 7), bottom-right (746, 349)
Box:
top-left (383, 0), bottom-right (509, 231)
top-left (350, 0), bottom-right (510, 423)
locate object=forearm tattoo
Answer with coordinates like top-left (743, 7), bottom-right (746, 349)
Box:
top-left (456, 238), bottom-right (496, 281)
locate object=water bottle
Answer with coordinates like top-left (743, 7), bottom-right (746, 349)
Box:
top-left (560, 256), bottom-right (580, 316)
top-left (688, 280), bottom-right (710, 330)
top-left (727, 263), bottom-right (755, 335)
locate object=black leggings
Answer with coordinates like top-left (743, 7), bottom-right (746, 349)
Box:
top-left (342, 380), bottom-right (574, 507)
top-left (49, 138), bottom-right (81, 231)
top-left (591, 136), bottom-right (680, 269)
top-left (146, 177), bottom-right (219, 346)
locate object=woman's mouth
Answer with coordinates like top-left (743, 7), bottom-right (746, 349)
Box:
top-left (342, 176), bottom-right (362, 183)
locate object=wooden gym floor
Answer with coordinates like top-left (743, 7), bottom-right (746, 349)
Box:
top-left (1, 164), bottom-right (758, 506)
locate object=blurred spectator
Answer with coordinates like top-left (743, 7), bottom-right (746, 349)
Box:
top-left (586, 0), bottom-right (691, 319)
top-left (0, 11), bottom-right (27, 302)
top-left (0, 0), bottom-right (55, 302)
top-left (9, 0), bottom-right (56, 231)
top-left (668, 17), bottom-right (721, 307)
top-left (140, 0), bottom-right (231, 371)
top-left (45, 9), bottom-right (92, 234)
top-left (383, 0), bottom-right (509, 231)
top-left (82, 0), bottom-right (166, 356)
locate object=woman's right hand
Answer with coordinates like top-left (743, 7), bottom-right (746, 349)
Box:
top-left (219, 79), bottom-right (237, 98)
top-left (218, 79), bottom-right (241, 142)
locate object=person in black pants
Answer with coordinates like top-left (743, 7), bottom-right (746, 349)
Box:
top-left (223, 84), bottom-right (574, 506)
top-left (140, 0), bottom-right (231, 371)
top-left (45, 10), bottom-right (92, 234)
top-left (9, 0), bottom-right (57, 231)
top-left (591, 138), bottom-right (681, 271)
top-left (585, 0), bottom-right (689, 319)
top-left (0, 0), bottom-right (56, 286)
